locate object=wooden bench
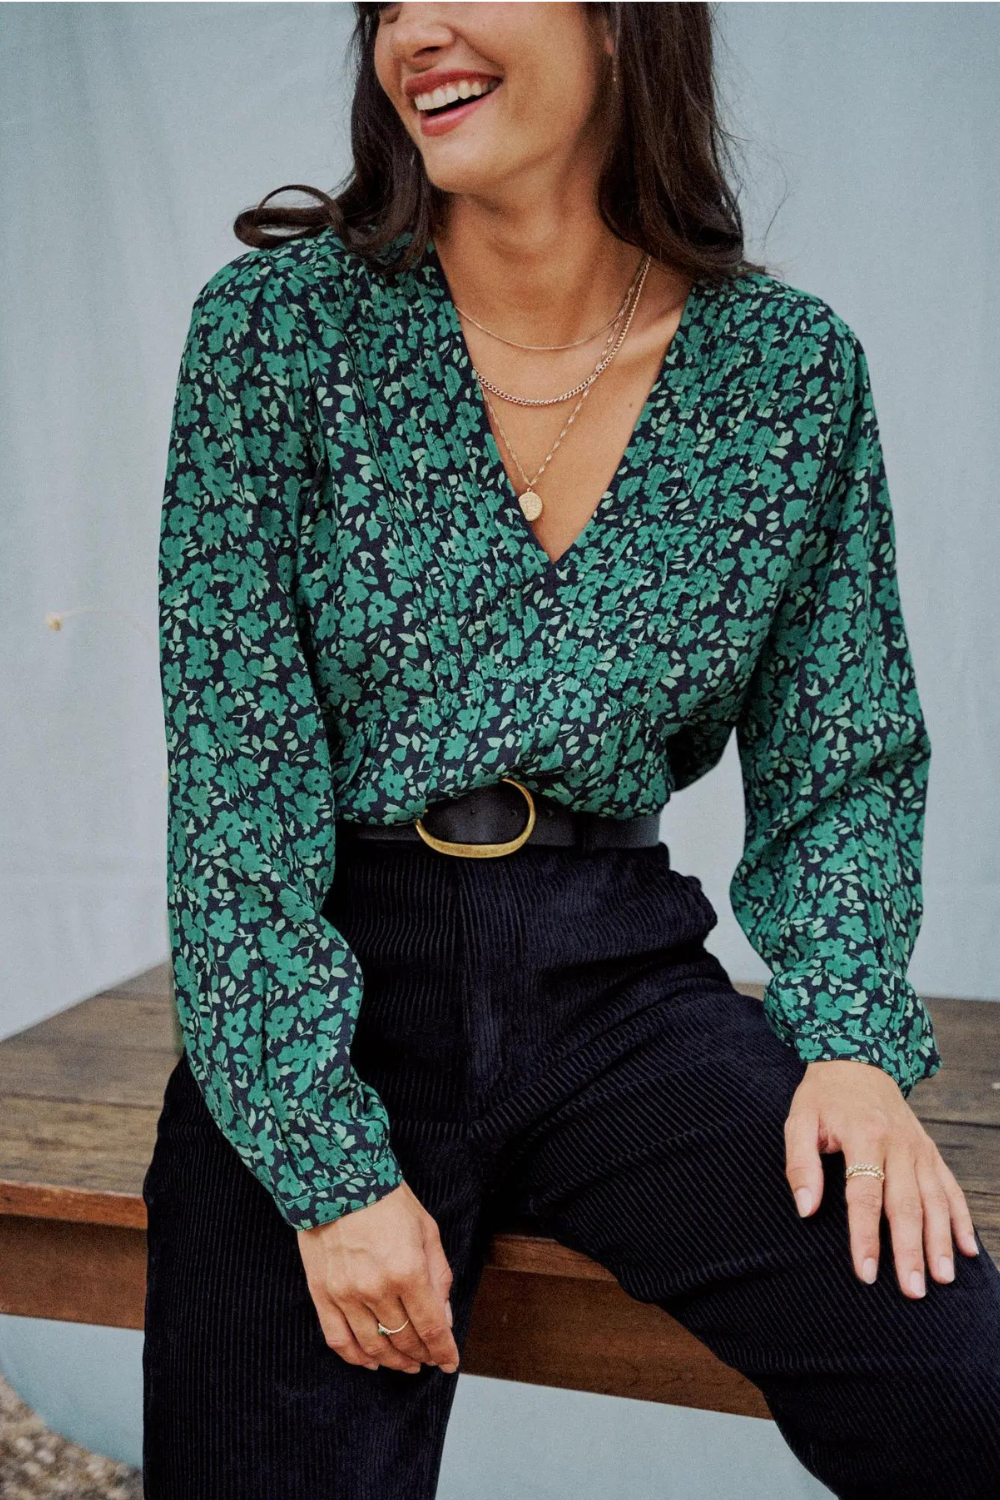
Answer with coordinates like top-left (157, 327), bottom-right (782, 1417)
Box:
top-left (0, 966), bottom-right (996, 1419)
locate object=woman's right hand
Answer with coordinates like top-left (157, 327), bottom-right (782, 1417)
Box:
top-left (297, 1180), bottom-right (461, 1375)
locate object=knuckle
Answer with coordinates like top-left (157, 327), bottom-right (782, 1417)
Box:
top-left (394, 1332), bottom-right (424, 1356)
top-left (847, 1183), bottom-right (883, 1211)
top-left (387, 1261), bottom-right (424, 1291)
top-left (922, 1184), bottom-right (951, 1214)
top-left (357, 1266), bottom-right (394, 1297)
top-left (886, 1191), bottom-right (923, 1220)
top-left (416, 1321), bottom-right (449, 1345)
top-left (362, 1278), bottom-right (394, 1304)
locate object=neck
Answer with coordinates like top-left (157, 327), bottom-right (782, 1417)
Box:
top-left (430, 197), bottom-right (648, 346)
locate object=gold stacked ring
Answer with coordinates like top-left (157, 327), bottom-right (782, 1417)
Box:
top-left (844, 1162), bottom-right (886, 1182)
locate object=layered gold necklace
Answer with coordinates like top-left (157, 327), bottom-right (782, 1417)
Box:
top-left (451, 251), bottom-right (652, 523)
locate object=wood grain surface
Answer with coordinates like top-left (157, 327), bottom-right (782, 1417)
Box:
top-left (0, 965), bottom-right (996, 1416)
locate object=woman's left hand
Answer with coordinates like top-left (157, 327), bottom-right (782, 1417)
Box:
top-left (784, 1058), bottom-right (981, 1297)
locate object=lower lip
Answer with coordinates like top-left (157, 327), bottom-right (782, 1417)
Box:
top-left (416, 83), bottom-right (501, 137)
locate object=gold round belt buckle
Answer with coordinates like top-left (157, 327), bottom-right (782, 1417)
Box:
top-left (413, 778), bottom-right (536, 858)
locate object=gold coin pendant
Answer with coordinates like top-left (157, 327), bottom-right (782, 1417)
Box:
top-left (518, 490), bottom-right (543, 521)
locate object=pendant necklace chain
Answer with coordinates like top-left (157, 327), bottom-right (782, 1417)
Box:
top-left (451, 252), bottom-right (652, 525)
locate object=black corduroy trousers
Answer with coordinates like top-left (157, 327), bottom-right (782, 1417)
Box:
top-left (142, 837), bottom-right (1000, 1499)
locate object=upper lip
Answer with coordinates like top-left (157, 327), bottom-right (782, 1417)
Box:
top-left (403, 68), bottom-right (502, 100)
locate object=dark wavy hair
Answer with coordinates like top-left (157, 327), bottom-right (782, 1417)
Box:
top-left (233, 2), bottom-right (766, 285)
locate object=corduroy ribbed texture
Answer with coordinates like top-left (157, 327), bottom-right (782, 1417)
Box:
top-left (142, 838), bottom-right (1000, 1499)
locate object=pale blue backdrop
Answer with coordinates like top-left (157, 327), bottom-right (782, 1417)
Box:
top-left (1, 4), bottom-right (997, 1495)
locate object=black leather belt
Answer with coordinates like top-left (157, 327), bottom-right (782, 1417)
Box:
top-left (336, 778), bottom-right (665, 858)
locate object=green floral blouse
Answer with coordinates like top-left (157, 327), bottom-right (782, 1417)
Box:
top-left (158, 225), bottom-right (941, 1231)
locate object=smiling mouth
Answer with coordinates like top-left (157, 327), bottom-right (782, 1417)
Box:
top-left (413, 78), bottom-right (502, 118)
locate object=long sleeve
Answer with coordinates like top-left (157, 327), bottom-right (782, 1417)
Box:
top-left (158, 258), bottom-right (404, 1229)
top-left (728, 326), bottom-right (942, 1099)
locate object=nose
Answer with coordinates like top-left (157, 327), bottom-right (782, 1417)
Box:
top-left (386, 4), bottom-right (458, 67)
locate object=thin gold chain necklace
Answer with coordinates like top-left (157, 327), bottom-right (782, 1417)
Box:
top-left (471, 255), bottom-right (651, 408)
top-left (452, 253), bottom-right (646, 353)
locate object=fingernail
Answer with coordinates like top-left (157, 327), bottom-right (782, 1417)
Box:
top-left (794, 1189), bottom-right (813, 1216)
top-left (446, 1299), bottom-right (453, 1327)
top-left (440, 1361), bottom-right (459, 1374)
top-left (909, 1270), bottom-right (926, 1297)
top-left (964, 1233), bottom-right (980, 1256)
top-left (365, 1362), bottom-right (379, 1371)
top-left (862, 1257), bottom-right (878, 1284)
top-left (938, 1256), bottom-right (954, 1282)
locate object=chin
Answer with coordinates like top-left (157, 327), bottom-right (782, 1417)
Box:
top-left (419, 151), bottom-right (509, 197)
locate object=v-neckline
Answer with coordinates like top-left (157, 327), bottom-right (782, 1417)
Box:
top-left (422, 235), bottom-right (706, 581)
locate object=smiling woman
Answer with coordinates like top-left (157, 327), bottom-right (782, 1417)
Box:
top-left (234, 2), bottom-right (760, 285)
top-left (143, 5), bottom-right (1000, 1500)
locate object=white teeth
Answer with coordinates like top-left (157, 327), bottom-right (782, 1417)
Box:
top-left (413, 77), bottom-right (500, 112)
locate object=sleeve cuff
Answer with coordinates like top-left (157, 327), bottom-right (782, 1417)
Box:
top-left (276, 1145), bottom-right (406, 1232)
top-left (762, 960), bottom-right (943, 1099)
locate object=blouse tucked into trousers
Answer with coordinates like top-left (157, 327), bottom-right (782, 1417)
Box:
top-left (158, 224), bottom-right (939, 1233)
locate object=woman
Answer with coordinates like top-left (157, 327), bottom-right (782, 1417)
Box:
top-left (142, 3), bottom-right (1000, 1497)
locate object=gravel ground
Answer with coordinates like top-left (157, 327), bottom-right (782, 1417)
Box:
top-left (0, 1372), bottom-right (142, 1499)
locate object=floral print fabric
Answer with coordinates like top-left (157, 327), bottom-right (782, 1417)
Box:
top-left (158, 225), bottom-right (940, 1231)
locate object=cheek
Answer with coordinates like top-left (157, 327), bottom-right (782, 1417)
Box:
top-left (371, 39), bottom-right (396, 107)
top-left (507, 73), bottom-right (598, 155)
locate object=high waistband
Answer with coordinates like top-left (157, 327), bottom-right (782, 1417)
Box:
top-left (320, 830), bottom-right (718, 1111)
top-left (336, 778), bottom-right (665, 858)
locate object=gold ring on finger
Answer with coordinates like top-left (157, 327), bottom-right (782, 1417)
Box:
top-left (376, 1316), bottom-right (411, 1336)
top-left (845, 1162), bottom-right (885, 1182)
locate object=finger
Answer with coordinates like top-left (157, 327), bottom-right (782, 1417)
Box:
top-left (842, 1136), bottom-right (887, 1286)
top-left (882, 1146), bottom-right (927, 1298)
top-left (420, 1218), bottom-right (458, 1355)
top-left (915, 1149), bottom-right (956, 1285)
top-left (312, 1294), bottom-right (380, 1371)
top-left (366, 1293), bottom-right (436, 1367)
top-left (372, 1245), bottom-right (449, 1368)
top-left (340, 1295), bottom-right (423, 1373)
top-left (933, 1149), bottom-right (981, 1259)
top-left (784, 1100), bottom-right (824, 1218)
top-left (401, 1258), bottom-right (461, 1372)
